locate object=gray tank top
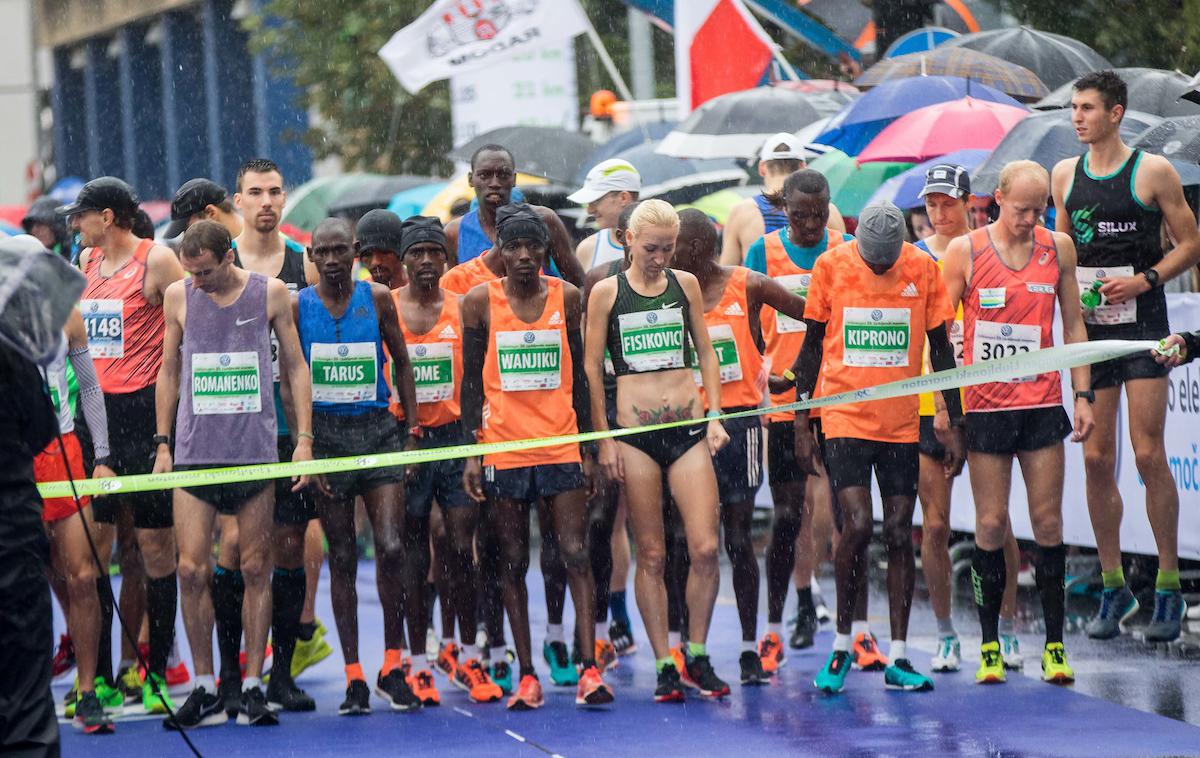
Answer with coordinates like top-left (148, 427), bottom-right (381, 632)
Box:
top-left (175, 273), bottom-right (277, 465)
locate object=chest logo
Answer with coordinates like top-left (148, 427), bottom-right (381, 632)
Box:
top-left (724, 302), bottom-right (744, 316)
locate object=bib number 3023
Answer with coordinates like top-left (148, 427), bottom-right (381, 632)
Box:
top-left (973, 320), bottom-right (1040, 381)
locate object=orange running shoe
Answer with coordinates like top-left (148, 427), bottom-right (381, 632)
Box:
top-left (852, 632), bottom-right (888, 671)
top-left (595, 639), bottom-right (618, 673)
top-left (758, 632), bottom-right (785, 675)
top-left (408, 669), bottom-right (440, 706)
top-left (435, 641), bottom-right (461, 678)
top-left (669, 644), bottom-right (687, 681)
top-left (506, 674), bottom-right (544, 711)
top-left (454, 658), bottom-right (503, 703)
top-left (576, 666), bottom-right (614, 707)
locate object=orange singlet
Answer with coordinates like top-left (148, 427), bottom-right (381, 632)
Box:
top-left (81, 238), bottom-right (164, 394)
top-left (962, 226), bottom-right (1062, 412)
top-left (389, 291), bottom-right (464, 428)
top-left (441, 255), bottom-right (499, 296)
top-left (694, 267), bottom-right (764, 410)
top-left (480, 277), bottom-right (580, 470)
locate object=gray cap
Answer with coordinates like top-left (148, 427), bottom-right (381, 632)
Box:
top-left (856, 202), bottom-right (906, 267)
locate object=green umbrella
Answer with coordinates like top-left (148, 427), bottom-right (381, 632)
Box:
top-left (282, 173), bottom-right (381, 232)
top-left (675, 187), bottom-right (756, 227)
top-left (807, 150), bottom-right (913, 217)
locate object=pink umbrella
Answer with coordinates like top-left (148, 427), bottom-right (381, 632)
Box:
top-left (857, 97), bottom-right (1028, 163)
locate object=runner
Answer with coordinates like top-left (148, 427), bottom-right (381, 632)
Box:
top-left (570, 158), bottom-right (640, 270)
top-left (294, 218), bottom-right (422, 716)
top-left (64, 176), bottom-right (186, 715)
top-left (358, 209), bottom-right (408, 290)
top-left (670, 209), bottom-right (806, 685)
top-left (390, 216), bottom-right (503, 705)
top-left (793, 202), bottom-right (964, 695)
top-left (913, 164), bottom-right (1023, 674)
top-left (585, 199), bottom-right (731, 703)
top-left (166, 178), bottom-right (243, 239)
top-left (719, 133), bottom-right (845, 266)
top-left (460, 204), bottom-right (613, 711)
top-left (944, 160), bottom-right (1094, 684)
top-left (1051, 70), bottom-right (1200, 643)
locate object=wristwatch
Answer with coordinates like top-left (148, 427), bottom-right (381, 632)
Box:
top-left (408, 424), bottom-right (425, 440)
top-left (1074, 390), bottom-right (1096, 404)
top-left (1142, 268), bottom-right (1161, 289)
top-left (93, 455), bottom-right (112, 468)
top-left (152, 434), bottom-right (171, 448)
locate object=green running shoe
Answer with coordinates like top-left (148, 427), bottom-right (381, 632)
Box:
top-left (814, 650), bottom-right (851, 694)
top-left (1041, 642), bottom-right (1074, 684)
top-left (142, 673), bottom-right (175, 715)
top-left (884, 659), bottom-right (933, 691)
top-left (117, 666), bottom-right (143, 704)
top-left (63, 678), bottom-right (79, 718)
top-left (95, 678), bottom-right (125, 714)
top-left (542, 641), bottom-right (579, 686)
top-left (291, 631), bottom-right (334, 679)
top-left (975, 641), bottom-right (1006, 684)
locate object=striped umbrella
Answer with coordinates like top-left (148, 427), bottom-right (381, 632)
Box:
top-left (855, 48), bottom-right (1049, 102)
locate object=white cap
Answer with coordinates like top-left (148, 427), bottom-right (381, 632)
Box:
top-left (568, 159), bottom-right (642, 204)
top-left (759, 132), bottom-right (806, 162)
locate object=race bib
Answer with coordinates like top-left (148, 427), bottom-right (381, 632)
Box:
top-left (81, 299), bottom-right (124, 359)
top-left (842, 307), bottom-right (911, 367)
top-left (270, 334), bottom-right (281, 382)
top-left (409, 341), bottom-right (454, 404)
top-left (973, 320), bottom-right (1040, 381)
top-left (949, 319), bottom-right (965, 366)
top-left (1077, 265), bottom-right (1136, 325)
top-left (310, 342), bottom-right (377, 403)
top-left (496, 329), bottom-right (562, 391)
top-left (689, 323), bottom-right (742, 386)
top-left (191, 352), bottom-right (263, 415)
top-left (618, 308), bottom-right (686, 372)
top-left (774, 274), bottom-right (810, 334)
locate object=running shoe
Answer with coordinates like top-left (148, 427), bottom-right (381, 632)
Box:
top-left (930, 636), bottom-right (962, 673)
top-left (489, 659), bottom-right (513, 694)
top-left (73, 691), bottom-right (114, 735)
top-left (265, 674), bottom-right (316, 712)
top-left (291, 632), bottom-right (333, 679)
top-left (814, 596), bottom-right (832, 625)
top-left (739, 650), bottom-right (769, 685)
top-left (595, 639), bottom-right (619, 673)
top-left (95, 679), bottom-right (124, 714)
top-left (683, 655), bottom-right (730, 699)
top-left (237, 686), bottom-right (279, 726)
top-left (408, 669), bottom-right (440, 707)
top-left (1041, 642), bottom-right (1074, 684)
top-left (435, 641), bottom-right (461, 678)
top-left (789, 610), bottom-right (817, 650)
top-left (852, 632), bottom-right (888, 671)
top-left (542, 640), bottom-right (579, 686)
top-left (609, 619), bottom-right (637, 656)
top-left (425, 627), bottom-right (440, 662)
top-left (52, 634), bottom-right (76, 679)
top-left (575, 665), bottom-right (614, 707)
top-left (1000, 633), bottom-right (1023, 671)
top-left (453, 658), bottom-right (503, 703)
top-left (117, 666), bottom-right (142, 704)
top-left (1143, 590), bottom-right (1186, 643)
top-left (1085, 585), bottom-right (1139, 640)
top-left (814, 650), bottom-right (851, 694)
top-left (166, 655), bottom-right (192, 689)
top-left (507, 674), bottom-right (544, 711)
top-left (63, 679), bottom-right (79, 718)
top-left (975, 641), bottom-right (1006, 684)
top-left (219, 675), bottom-right (242, 717)
top-left (375, 670), bottom-right (422, 712)
top-left (339, 680), bottom-right (371, 716)
top-left (884, 659), bottom-right (933, 691)
top-left (164, 686), bottom-right (226, 730)
top-left (758, 632), bottom-right (785, 674)
top-left (654, 664), bottom-right (685, 703)
top-left (141, 673), bottom-right (175, 715)
top-left (669, 644), bottom-right (687, 680)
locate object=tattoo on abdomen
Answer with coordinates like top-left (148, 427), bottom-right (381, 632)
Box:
top-left (632, 400), bottom-right (696, 425)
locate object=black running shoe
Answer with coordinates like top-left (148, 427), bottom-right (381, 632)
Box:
top-left (266, 674), bottom-right (316, 712)
top-left (339, 680), bottom-right (371, 716)
top-left (739, 650), bottom-right (769, 685)
top-left (685, 655), bottom-right (730, 699)
top-left (219, 675), bottom-right (241, 717)
top-left (237, 686), bottom-right (279, 726)
top-left (654, 664), bottom-right (685, 703)
top-left (74, 691), bottom-right (114, 735)
top-left (789, 610), bottom-right (817, 650)
top-left (609, 619), bottom-right (637, 656)
top-left (375, 670), bottom-right (422, 712)
top-left (164, 687), bottom-right (226, 731)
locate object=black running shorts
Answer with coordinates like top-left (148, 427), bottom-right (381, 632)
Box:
top-left (91, 385), bottom-right (172, 529)
top-left (822, 437), bottom-right (919, 499)
top-left (965, 406), bottom-right (1072, 455)
top-left (483, 462), bottom-right (585, 501)
top-left (713, 412), bottom-right (763, 505)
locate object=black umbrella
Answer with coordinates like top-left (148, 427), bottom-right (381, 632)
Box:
top-left (327, 175), bottom-right (437, 220)
top-left (941, 26), bottom-right (1111, 90)
top-left (1036, 68), bottom-right (1200, 117)
top-left (448, 127), bottom-right (595, 185)
top-left (971, 109), bottom-right (1161, 194)
top-left (1132, 115), bottom-right (1200, 162)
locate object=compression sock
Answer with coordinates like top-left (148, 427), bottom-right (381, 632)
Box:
top-left (212, 566), bottom-right (244, 680)
top-left (971, 546), bottom-right (1006, 646)
top-left (1035, 543), bottom-right (1067, 646)
top-left (271, 567), bottom-right (306, 679)
top-left (96, 576), bottom-right (114, 685)
top-left (146, 573), bottom-right (178, 677)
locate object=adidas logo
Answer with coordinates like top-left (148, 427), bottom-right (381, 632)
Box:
top-left (548, 310), bottom-right (562, 326)
top-left (724, 301), bottom-right (745, 316)
top-left (900, 282), bottom-right (919, 298)
top-left (438, 325), bottom-right (458, 339)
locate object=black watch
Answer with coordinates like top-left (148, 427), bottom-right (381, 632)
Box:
top-left (1074, 390), bottom-right (1096, 404)
top-left (1142, 269), bottom-right (1161, 289)
top-left (152, 434), bottom-right (171, 449)
top-left (93, 455), bottom-right (112, 468)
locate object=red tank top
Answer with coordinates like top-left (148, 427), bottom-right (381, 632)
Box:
top-left (81, 239), bottom-right (164, 394)
top-left (481, 278), bottom-right (579, 469)
top-left (695, 268), bottom-right (764, 410)
top-left (389, 291), bottom-right (464, 429)
top-left (963, 226), bottom-right (1062, 412)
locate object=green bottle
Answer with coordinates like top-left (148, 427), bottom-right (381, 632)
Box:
top-left (1080, 281), bottom-right (1103, 310)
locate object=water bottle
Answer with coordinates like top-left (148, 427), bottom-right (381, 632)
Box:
top-left (1080, 281), bottom-right (1103, 310)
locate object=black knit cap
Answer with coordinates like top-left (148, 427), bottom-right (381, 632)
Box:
top-left (355, 209), bottom-right (405, 254)
top-left (400, 216), bottom-right (447, 256)
top-left (496, 202), bottom-right (548, 245)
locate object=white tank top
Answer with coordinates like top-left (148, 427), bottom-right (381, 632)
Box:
top-left (591, 228), bottom-right (625, 268)
top-left (40, 337), bottom-right (74, 435)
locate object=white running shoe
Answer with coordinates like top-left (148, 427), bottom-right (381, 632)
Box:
top-left (1000, 633), bottom-right (1023, 670)
top-left (930, 635), bottom-right (961, 672)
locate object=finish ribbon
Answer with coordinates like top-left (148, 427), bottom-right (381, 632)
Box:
top-left (37, 339), bottom-right (1158, 499)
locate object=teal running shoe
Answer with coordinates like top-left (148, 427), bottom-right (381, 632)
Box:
top-left (543, 641), bottom-right (579, 686)
top-left (1085, 585), bottom-right (1138, 640)
top-left (1144, 590), bottom-right (1185, 643)
top-left (884, 659), bottom-right (933, 691)
top-left (814, 650), bottom-right (851, 694)
top-left (489, 659), bottom-right (513, 694)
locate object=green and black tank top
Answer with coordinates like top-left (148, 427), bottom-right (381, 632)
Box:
top-left (606, 269), bottom-right (694, 377)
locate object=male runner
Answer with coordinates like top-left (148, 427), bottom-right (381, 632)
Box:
top-left (461, 204), bottom-right (613, 710)
top-left (944, 160), bottom-right (1094, 683)
top-left (154, 221), bottom-right (313, 727)
top-left (166, 178), bottom-right (243, 239)
top-left (569, 158), bottom-right (640, 271)
top-left (794, 202), bottom-right (965, 695)
top-left (719, 133), bottom-right (845, 266)
top-left (1052, 70), bottom-right (1200, 642)
top-left (64, 176), bottom-right (186, 714)
top-left (671, 209), bottom-right (806, 685)
top-left (358, 209), bottom-right (408, 290)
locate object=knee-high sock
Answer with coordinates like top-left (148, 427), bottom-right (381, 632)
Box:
top-left (96, 576), bottom-right (114, 684)
top-left (146, 573), bottom-right (177, 677)
top-left (271, 567), bottom-right (306, 680)
top-left (212, 566), bottom-right (244, 679)
top-left (1034, 543), bottom-right (1066, 645)
top-left (971, 547), bottom-right (1006, 646)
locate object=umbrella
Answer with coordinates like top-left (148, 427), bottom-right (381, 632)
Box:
top-left (884, 27), bottom-right (960, 58)
top-left (327, 175), bottom-right (437, 220)
top-left (807, 150), bottom-right (914, 217)
top-left (581, 122), bottom-right (678, 170)
top-left (865, 149), bottom-right (992, 209)
top-left (971, 109), bottom-right (1162, 194)
top-left (387, 182), bottom-right (449, 220)
top-left (815, 76), bottom-right (1024, 155)
top-left (1132, 115), bottom-right (1200, 162)
top-left (773, 79), bottom-right (861, 96)
top-left (447, 127), bottom-right (594, 185)
top-left (858, 97), bottom-right (1028, 164)
top-left (657, 86), bottom-right (843, 160)
top-left (1035, 68), bottom-right (1200, 117)
top-left (574, 141), bottom-right (747, 206)
top-left (282, 174), bottom-right (372, 232)
top-left (940, 26), bottom-right (1111, 90)
top-left (420, 172), bottom-right (549, 222)
top-left (855, 48), bottom-right (1050, 102)
top-left (675, 187), bottom-right (758, 227)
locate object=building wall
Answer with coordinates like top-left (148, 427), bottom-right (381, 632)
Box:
top-left (0, 0), bottom-right (39, 204)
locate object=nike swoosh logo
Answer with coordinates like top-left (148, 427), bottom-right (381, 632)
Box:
top-left (235, 317), bottom-right (258, 326)
top-left (688, 427), bottom-right (703, 436)
top-left (663, 302), bottom-right (678, 309)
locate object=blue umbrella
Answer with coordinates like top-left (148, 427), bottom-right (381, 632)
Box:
top-left (578, 122), bottom-right (678, 177)
top-left (388, 182), bottom-right (449, 220)
top-left (884, 27), bottom-right (960, 58)
top-left (814, 76), bottom-right (1024, 155)
top-left (865, 149), bottom-right (991, 209)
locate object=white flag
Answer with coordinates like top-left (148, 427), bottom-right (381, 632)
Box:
top-left (380, 0), bottom-right (590, 94)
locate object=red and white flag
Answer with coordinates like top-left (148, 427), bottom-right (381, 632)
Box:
top-left (674, 0), bottom-right (777, 115)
